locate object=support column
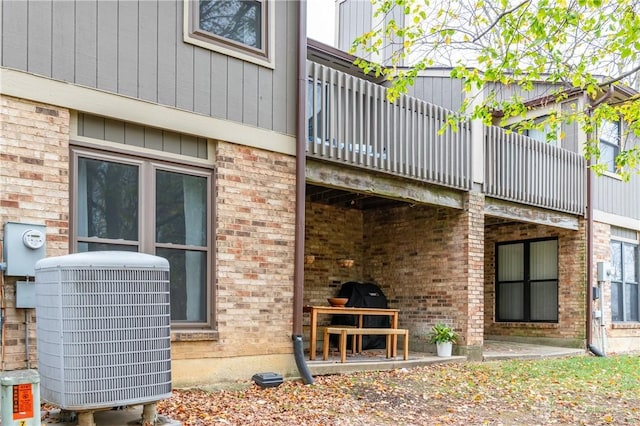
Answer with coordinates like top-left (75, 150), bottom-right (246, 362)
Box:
top-left (459, 191), bottom-right (485, 360)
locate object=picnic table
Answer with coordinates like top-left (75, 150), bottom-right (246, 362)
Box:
top-left (304, 305), bottom-right (399, 360)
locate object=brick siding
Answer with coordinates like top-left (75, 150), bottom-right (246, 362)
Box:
top-left (484, 219), bottom-right (586, 344)
top-left (592, 222), bottom-right (640, 351)
top-left (0, 95), bottom-right (70, 369)
top-left (202, 141), bottom-right (296, 358)
top-left (304, 191), bottom-right (486, 353)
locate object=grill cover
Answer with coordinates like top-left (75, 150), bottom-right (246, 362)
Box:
top-left (331, 281), bottom-right (390, 350)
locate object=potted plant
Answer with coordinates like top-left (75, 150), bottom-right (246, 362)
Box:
top-left (428, 323), bottom-right (457, 357)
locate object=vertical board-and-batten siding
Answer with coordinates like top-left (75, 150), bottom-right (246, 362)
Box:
top-left (338, 0), bottom-right (405, 67)
top-left (77, 113), bottom-right (208, 159)
top-left (593, 135), bottom-right (640, 220)
top-left (338, 0), bottom-right (373, 57)
top-left (406, 77), bottom-right (466, 112)
top-left (1, 0), bottom-right (297, 137)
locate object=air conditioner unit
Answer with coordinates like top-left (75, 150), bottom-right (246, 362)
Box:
top-left (35, 251), bottom-right (171, 411)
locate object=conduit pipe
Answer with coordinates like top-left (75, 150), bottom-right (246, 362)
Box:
top-left (585, 86), bottom-right (614, 357)
top-left (292, 0), bottom-right (314, 384)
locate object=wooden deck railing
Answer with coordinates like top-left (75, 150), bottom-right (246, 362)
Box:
top-left (484, 126), bottom-right (586, 215)
top-left (306, 61), bottom-right (472, 191)
top-left (306, 60), bottom-right (586, 215)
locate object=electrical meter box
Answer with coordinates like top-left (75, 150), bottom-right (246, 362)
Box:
top-left (2, 222), bottom-right (46, 276)
top-left (597, 261), bottom-right (613, 282)
top-left (0, 369), bottom-right (40, 426)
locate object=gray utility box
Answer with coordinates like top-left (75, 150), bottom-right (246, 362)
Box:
top-left (3, 222), bottom-right (46, 276)
top-left (0, 369), bottom-right (41, 426)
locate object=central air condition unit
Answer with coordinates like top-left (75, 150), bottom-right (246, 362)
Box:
top-left (35, 251), bottom-right (172, 411)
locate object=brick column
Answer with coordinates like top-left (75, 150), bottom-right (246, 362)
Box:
top-left (459, 191), bottom-right (485, 359)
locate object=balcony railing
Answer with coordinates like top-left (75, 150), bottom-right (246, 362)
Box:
top-left (306, 61), bottom-right (472, 191)
top-left (306, 60), bottom-right (586, 216)
top-left (485, 126), bottom-right (586, 215)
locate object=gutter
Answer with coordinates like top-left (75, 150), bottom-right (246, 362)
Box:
top-left (293, 0), bottom-right (314, 384)
top-left (585, 86), bottom-right (614, 357)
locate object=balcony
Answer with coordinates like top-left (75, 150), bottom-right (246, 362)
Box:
top-left (485, 127), bottom-right (586, 215)
top-left (306, 61), bottom-right (472, 191)
top-left (306, 60), bottom-right (586, 216)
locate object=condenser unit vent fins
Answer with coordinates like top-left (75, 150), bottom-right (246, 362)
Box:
top-left (35, 251), bottom-right (172, 410)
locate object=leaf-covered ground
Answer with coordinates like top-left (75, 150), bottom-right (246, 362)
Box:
top-left (157, 355), bottom-right (640, 426)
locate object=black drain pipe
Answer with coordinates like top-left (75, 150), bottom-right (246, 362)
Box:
top-left (293, 0), bottom-right (314, 384)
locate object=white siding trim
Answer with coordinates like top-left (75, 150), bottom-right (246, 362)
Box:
top-left (0, 68), bottom-right (295, 156)
top-left (593, 210), bottom-right (640, 232)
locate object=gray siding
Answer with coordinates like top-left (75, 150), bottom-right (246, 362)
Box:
top-left (77, 113), bottom-right (208, 159)
top-left (485, 81), bottom-right (565, 104)
top-left (338, 0), bottom-right (373, 56)
top-left (338, 0), bottom-right (404, 66)
top-left (561, 101), bottom-right (580, 153)
top-left (593, 134), bottom-right (640, 220)
top-left (1, 0), bottom-right (298, 137)
top-left (405, 76), bottom-right (465, 111)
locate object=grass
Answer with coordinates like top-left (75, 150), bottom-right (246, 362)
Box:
top-left (159, 355), bottom-right (640, 425)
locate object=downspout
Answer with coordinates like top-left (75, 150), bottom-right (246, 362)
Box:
top-left (293, 0), bottom-right (314, 384)
top-left (585, 86), bottom-right (614, 357)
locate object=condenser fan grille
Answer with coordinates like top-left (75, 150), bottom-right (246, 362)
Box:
top-left (35, 252), bottom-right (172, 410)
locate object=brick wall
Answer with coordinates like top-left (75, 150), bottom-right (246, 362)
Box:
top-left (201, 141), bottom-right (296, 358)
top-left (484, 219), bottom-right (586, 345)
top-left (304, 202), bottom-right (364, 308)
top-left (304, 193), bottom-right (485, 353)
top-left (592, 221), bottom-right (640, 352)
top-left (0, 95), bottom-right (70, 369)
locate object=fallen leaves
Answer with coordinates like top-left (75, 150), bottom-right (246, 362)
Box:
top-left (157, 355), bottom-right (640, 425)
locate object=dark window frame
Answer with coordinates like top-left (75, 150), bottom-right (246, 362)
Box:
top-left (495, 237), bottom-right (559, 323)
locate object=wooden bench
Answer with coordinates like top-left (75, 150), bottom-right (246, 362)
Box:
top-left (323, 327), bottom-right (409, 363)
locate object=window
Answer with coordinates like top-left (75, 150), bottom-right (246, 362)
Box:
top-left (185, 0), bottom-right (274, 68)
top-left (75, 151), bottom-right (212, 325)
top-left (611, 240), bottom-right (639, 322)
top-left (599, 120), bottom-right (620, 173)
top-left (496, 238), bottom-right (559, 322)
top-left (523, 116), bottom-right (559, 146)
top-left (307, 80), bottom-right (329, 143)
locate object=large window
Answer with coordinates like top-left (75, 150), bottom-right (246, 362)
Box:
top-left (611, 240), bottom-right (639, 322)
top-left (496, 238), bottom-right (559, 322)
top-left (75, 152), bottom-right (212, 325)
top-left (599, 120), bottom-right (621, 173)
top-left (185, 0), bottom-right (273, 68)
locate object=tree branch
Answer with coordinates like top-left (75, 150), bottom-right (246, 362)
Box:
top-left (472, 0), bottom-right (532, 43)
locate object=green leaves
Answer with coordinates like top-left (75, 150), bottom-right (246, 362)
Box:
top-left (352, 0), bottom-right (640, 177)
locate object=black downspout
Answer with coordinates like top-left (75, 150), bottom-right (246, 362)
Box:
top-left (293, 0), bottom-right (314, 384)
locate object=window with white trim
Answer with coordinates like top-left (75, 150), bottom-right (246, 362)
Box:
top-left (611, 240), bottom-right (639, 322)
top-left (74, 150), bottom-right (213, 326)
top-left (524, 115), bottom-right (559, 146)
top-left (496, 238), bottom-right (559, 322)
top-left (599, 119), bottom-right (621, 173)
top-left (185, 0), bottom-right (273, 68)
